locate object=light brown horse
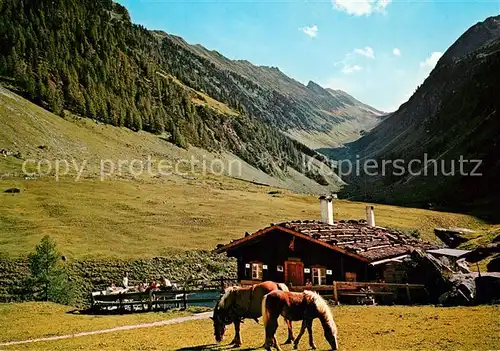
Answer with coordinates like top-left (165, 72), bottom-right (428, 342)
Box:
top-left (212, 281), bottom-right (294, 347)
top-left (262, 290), bottom-right (338, 351)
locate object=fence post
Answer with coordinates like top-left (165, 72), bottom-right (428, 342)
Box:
top-left (183, 291), bottom-right (187, 310)
top-left (406, 283), bottom-right (411, 304)
top-left (220, 277), bottom-right (225, 292)
top-left (148, 291), bottom-right (153, 311)
top-left (333, 281), bottom-right (338, 305)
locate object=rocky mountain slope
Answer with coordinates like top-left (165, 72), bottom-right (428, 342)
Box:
top-left (0, 0), bottom-right (380, 193)
top-left (337, 15), bottom-right (500, 219)
top-left (159, 32), bottom-right (384, 149)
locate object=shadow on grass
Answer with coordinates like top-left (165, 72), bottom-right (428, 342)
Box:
top-left (175, 345), bottom-right (256, 351)
top-left (65, 308), bottom-right (175, 316)
top-left (65, 306), bottom-right (212, 316)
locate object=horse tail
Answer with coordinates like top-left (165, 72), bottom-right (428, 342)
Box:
top-left (310, 292), bottom-right (338, 350)
top-left (277, 282), bottom-right (289, 292)
top-left (261, 293), bottom-right (270, 327)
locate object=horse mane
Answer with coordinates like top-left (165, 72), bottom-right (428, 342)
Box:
top-left (277, 282), bottom-right (289, 292)
top-left (303, 290), bottom-right (337, 335)
top-left (218, 286), bottom-right (239, 309)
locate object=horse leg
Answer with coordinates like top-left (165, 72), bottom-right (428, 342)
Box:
top-left (293, 320), bottom-right (307, 350)
top-left (232, 320), bottom-right (242, 347)
top-left (264, 315), bottom-right (280, 351)
top-left (283, 319), bottom-right (295, 344)
top-left (306, 320), bottom-right (317, 350)
top-left (324, 326), bottom-right (339, 350)
top-left (229, 321), bottom-right (237, 345)
top-left (329, 334), bottom-right (339, 351)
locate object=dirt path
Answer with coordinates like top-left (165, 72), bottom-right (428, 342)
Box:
top-left (0, 311), bottom-right (213, 347)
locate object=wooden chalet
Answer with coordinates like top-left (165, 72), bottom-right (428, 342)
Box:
top-left (214, 196), bottom-right (434, 286)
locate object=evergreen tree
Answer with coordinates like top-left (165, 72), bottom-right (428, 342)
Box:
top-left (25, 236), bottom-right (75, 305)
top-left (171, 123), bottom-right (187, 148)
top-left (152, 108), bottom-right (165, 134)
top-left (46, 82), bottom-right (63, 115)
top-left (24, 67), bottom-right (37, 99)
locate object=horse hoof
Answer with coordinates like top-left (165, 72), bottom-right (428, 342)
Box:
top-left (293, 345), bottom-right (298, 350)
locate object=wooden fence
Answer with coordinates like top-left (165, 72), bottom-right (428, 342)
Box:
top-left (90, 277), bottom-right (238, 312)
top-left (91, 278), bottom-right (429, 312)
top-left (289, 281), bottom-right (428, 304)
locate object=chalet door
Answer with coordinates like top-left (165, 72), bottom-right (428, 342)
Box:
top-left (285, 261), bottom-right (304, 286)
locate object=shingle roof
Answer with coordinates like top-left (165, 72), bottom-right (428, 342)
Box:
top-left (215, 219), bottom-right (436, 263)
top-left (279, 220), bottom-right (435, 261)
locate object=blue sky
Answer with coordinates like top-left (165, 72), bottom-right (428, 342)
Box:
top-left (117, 0), bottom-right (499, 111)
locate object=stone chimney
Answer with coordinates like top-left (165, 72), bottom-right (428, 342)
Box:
top-left (366, 205), bottom-right (375, 227)
top-left (319, 195), bottom-right (334, 225)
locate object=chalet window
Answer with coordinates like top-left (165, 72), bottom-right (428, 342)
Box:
top-left (251, 262), bottom-right (263, 280)
top-left (345, 272), bottom-right (357, 282)
top-left (312, 267), bottom-right (326, 285)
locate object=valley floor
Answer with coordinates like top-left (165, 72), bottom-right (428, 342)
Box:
top-left (0, 302), bottom-right (498, 350)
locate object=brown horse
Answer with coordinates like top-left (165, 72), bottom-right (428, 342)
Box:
top-left (262, 290), bottom-right (338, 351)
top-left (212, 281), bottom-right (294, 347)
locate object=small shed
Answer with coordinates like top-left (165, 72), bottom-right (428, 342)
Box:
top-left (427, 248), bottom-right (471, 270)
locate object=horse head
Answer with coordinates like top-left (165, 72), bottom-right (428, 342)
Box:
top-left (212, 289), bottom-right (236, 343)
top-left (212, 308), bottom-right (233, 342)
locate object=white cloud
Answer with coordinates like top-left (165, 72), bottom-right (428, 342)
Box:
top-left (333, 0), bottom-right (392, 16)
top-left (354, 46), bottom-right (375, 59)
top-left (301, 25), bottom-right (318, 38)
top-left (393, 48), bottom-right (401, 56)
top-left (419, 52), bottom-right (443, 69)
top-left (335, 47), bottom-right (372, 74)
top-left (342, 64), bottom-right (363, 74)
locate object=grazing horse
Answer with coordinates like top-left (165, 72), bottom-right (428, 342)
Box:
top-left (262, 290), bottom-right (338, 351)
top-left (212, 281), bottom-right (294, 347)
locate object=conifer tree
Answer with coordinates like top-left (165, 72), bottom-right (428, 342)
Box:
top-left (25, 236), bottom-right (74, 304)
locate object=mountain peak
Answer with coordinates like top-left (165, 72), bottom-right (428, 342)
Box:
top-left (306, 80), bottom-right (323, 89)
top-left (442, 15), bottom-right (500, 63)
top-left (306, 81), bottom-right (330, 96)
